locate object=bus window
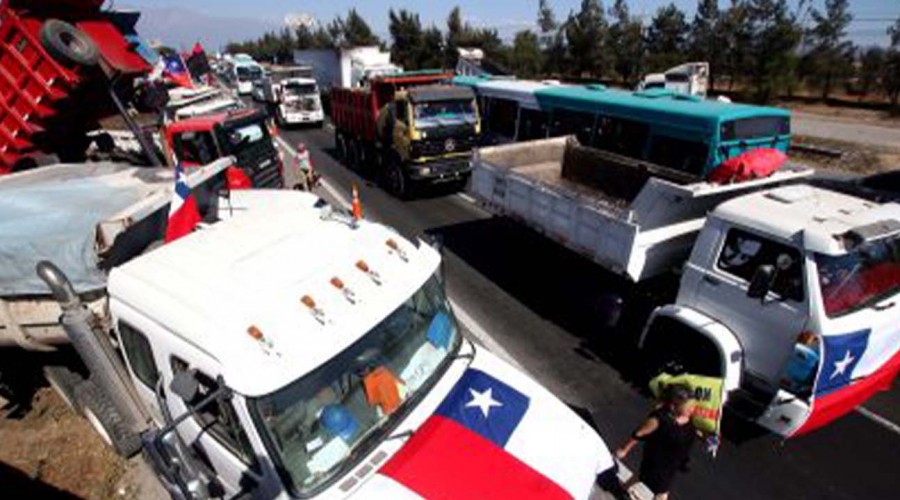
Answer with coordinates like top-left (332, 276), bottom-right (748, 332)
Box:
top-left (648, 135), bottom-right (709, 176)
top-left (517, 107), bottom-right (549, 141)
top-left (549, 109), bottom-right (595, 144)
top-left (484, 97), bottom-right (518, 142)
top-left (594, 116), bottom-right (649, 158)
top-left (720, 116), bottom-right (790, 141)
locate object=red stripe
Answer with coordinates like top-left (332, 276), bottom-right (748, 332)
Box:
top-left (794, 347), bottom-right (900, 436)
top-left (380, 416), bottom-right (571, 500)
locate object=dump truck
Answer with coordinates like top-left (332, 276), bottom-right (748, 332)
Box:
top-left (0, 160), bottom-right (614, 499)
top-left (469, 136), bottom-right (900, 437)
top-left (0, 0), bottom-right (154, 174)
top-left (331, 71), bottom-right (480, 197)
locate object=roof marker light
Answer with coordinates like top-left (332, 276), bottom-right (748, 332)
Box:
top-left (330, 277), bottom-right (357, 304)
top-left (301, 294), bottom-right (327, 324)
top-left (356, 259), bottom-right (382, 285)
top-left (386, 239), bottom-right (409, 262)
top-left (247, 325), bottom-right (278, 356)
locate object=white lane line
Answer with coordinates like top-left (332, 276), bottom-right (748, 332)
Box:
top-left (456, 192), bottom-right (477, 205)
top-left (855, 406), bottom-right (900, 436)
top-left (276, 136), bottom-right (644, 496)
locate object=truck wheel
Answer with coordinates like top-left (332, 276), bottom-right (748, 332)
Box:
top-left (75, 380), bottom-right (142, 458)
top-left (347, 139), bottom-right (360, 170)
top-left (43, 365), bottom-right (85, 414)
top-left (385, 161), bottom-right (409, 199)
top-left (40, 20), bottom-right (100, 67)
top-left (334, 132), bottom-right (345, 161)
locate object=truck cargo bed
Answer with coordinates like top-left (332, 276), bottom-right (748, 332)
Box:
top-left (470, 136), bottom-right (814, 281)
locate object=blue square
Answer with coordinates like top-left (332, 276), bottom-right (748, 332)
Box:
top-left (435, 369), bottom-right (530, 448)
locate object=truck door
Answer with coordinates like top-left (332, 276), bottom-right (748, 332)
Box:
top-left (690, 227), bottom-right (808, 385)
top-left (393, 99), bottom-right (411, 161)
top-left (167, 356), bottom-right (261, 496)
top-left (116, 321), bottom-right (164, 423)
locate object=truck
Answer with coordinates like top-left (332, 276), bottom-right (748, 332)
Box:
top-left (255, 66), bottom-right (324, 128)
top-left (331, 71), bottom-right (480, 197)
top-left (0, 0), bottom-right (154, 174)
top-left (161, 107), bottom-right (285, 189)
top-left (229, 59), bottom-right (264, 95)
top-left (294, 46), bottom-right (402, 92)
top-left (0, 160), bottom-right (615, 499)
top-left (638, 62), bottom-right (710, 97)
top-left (469, 136), bottom-right (900, 437)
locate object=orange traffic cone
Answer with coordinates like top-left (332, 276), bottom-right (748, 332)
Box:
top-left (351, 184), bottom-right (363, 220)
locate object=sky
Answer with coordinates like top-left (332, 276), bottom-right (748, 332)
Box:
top-left (119, 0), bottom-right (900, 50)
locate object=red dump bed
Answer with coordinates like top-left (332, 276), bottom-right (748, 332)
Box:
top-left (331, 71), bottom-right (453, 141)
top-left (0, 0), bottom-right (150, 173)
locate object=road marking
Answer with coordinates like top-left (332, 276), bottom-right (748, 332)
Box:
top-left (456, 192), bottom-right (477, 205)
top-left (276, 135), bottom-right (645, 497)
top-left (855, 406), bottom-right (900, 436)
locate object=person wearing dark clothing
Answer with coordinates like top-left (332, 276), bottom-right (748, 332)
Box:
top-left (616, 385), bottom-right (698, 500)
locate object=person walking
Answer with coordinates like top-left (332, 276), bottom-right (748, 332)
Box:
top-left (615, 385), bottom-right (698, 500)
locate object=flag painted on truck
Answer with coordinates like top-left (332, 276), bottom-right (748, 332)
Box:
top-left (164, 164), bottom-right (201, 243)
top-left (794, 329), bottom-right (900, 436)
top-left (379, 368), bottom-right (571, 499)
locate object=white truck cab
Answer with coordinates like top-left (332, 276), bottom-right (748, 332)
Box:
top-left (638, 62), bottom-right (709, 97)
top-left (269, 77), bottom-right (324, 127)
top-left (642, 185), bottom-right (900, 436)
top-left (98, 190), bottom-right (612, 498)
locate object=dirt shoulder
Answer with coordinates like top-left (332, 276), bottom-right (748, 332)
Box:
top-left (791, 134), bottom-right (900, 175)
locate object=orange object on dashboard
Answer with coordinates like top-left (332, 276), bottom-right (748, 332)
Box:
top-left (363, 366), bottom-right (403, 415)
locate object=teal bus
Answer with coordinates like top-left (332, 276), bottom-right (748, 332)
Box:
top-left (453, 76), bottom-right (791, 178)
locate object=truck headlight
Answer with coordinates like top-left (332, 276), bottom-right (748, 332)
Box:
top-left (421, 131), bottom-right (428, 139)
top-left (419, 166), bottom-right (432, 175)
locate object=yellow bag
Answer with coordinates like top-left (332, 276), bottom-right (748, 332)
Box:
top-left (650, 372), bottom-right (724, 435)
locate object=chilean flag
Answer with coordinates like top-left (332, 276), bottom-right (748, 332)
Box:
top-left (794, 328), bottom-right (900, 436)
top-left (162, 53), bottom-right (194, 88)
top-left (164, 164), bottom-right (202, 243)
top-left (379, 369), bottom-right (571, 499)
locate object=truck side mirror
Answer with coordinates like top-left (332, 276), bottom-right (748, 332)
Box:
top-left (170, 370), bottom-right (200, 401)
top-left (747, 264), bottom-right (776, 299)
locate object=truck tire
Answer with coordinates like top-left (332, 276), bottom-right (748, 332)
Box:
top-left (385, 159), bottom-right (409, 199)
top-left (40, 20), bottom-right (100, 67)
top-left (74, 380), bottom-right (143, 458)
top-left (334, 131), bottom-right (346, 161)
top-left (44, 365), bottom-right (86, 414)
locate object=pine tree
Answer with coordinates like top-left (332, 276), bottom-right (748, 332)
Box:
top-left (510, 30), bottom-right (543, 78)
top-left (804, 0), bottom-right (854, 99)
top-left (885, 16), bottom-right (900, 111)
top-left (646, 3), bottom-right (689, 72)
top-left (744, 0), bottom-right (802, 102)
top-left (565, 0), bottom-right (608, 77)
top-left (607, 0), bottom-right (644, 85)
top-left (690, 0), bottom-right (725, 90)
top-left (389, 9), bottom-right (425, 70)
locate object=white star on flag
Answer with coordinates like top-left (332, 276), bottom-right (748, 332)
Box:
top-left (830, 350), bottom-right (855, 379)
top-left (465, 387), bottom-right (503, 418)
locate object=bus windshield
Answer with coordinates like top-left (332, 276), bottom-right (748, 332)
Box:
top-left (249, 275), bottom-right (461, 496)
top-left (413, 100), bottom-right (477, 129)
top-left (817, 236), bottom-right (900, 317)
top-left (236, 66), bottom-right (263, 82)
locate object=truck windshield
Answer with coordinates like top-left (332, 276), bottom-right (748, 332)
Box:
top-left (414, 100), bottom-right (477, 129)
top-left (237, 66), bottom-right (262, 82)
top-left (284, 83), bottom-right (318, 95)
top-left (225, 122), bottom-right (268, 153)
top-left (249, 275), bottom-right (460, 496)
top-left (817, 236), bottom-right (900, 317)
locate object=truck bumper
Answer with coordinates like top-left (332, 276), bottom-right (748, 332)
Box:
top-left (282, 110), bottom-right (324, 124)
top-left (407, 156), bottom-right (472, 183)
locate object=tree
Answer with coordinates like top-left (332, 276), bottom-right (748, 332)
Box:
top-left (606, 0), bottom-right (644, 85)
top-left (744, 0), bottom-right (803, 102)
top-left (857, 47), bottom-right (885, 97)
top-left (720, 0), bottom-right (754, 90)
top-left (690, 0), bottom-right (725, 90)
top-left (389, 9), bottom-right (425, 69)
top-left (537, 0), bottom-right (566, 75)
top-left (803, 0), bottom-right (854, 99)
top-left (646, 3), bottom-right (689, 72)
top-left (509, 30), bottom-right (543, 78)
top-left (565, 0), bottom-right (608, 77)
top-left (335, 8), bottom-right (380, 48)
top-left (420, 26), bottom-right (445, 68)
top-left (444, 6), bottom-right (465, 68)
top-left (885, 17), bottom-right (900, 111)
top-left (443, 6), bottom-right (509, 70)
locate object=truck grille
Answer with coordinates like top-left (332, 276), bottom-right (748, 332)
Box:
top-left (416, 134), bottom-right (476, 158)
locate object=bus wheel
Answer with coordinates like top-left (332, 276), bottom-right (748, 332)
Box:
top-left (74, 380), bottom-right (142, 457)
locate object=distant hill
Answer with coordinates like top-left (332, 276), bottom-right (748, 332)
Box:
top-left (132, 6), bottom-right (278, 52)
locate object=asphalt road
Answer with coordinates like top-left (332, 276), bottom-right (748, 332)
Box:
top-left (277, 121), bottom-right (900, 500)
top-left (792, 112), bottom-right (900, 149)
